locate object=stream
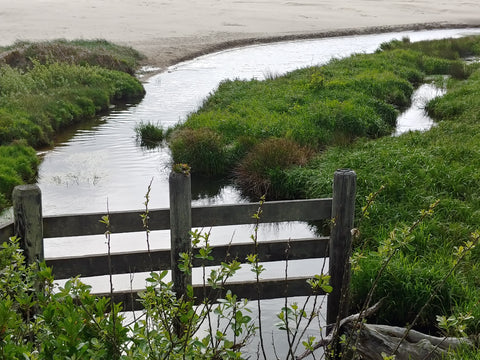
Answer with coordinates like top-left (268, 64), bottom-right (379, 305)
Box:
top-left (31, 27), bottom-right (480, 358)
top-left (38, 27), bottom-right (480, 288)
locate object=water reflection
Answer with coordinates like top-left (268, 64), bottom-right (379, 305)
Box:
top-left (394, 82), bottom-right (446, 136)
top-left (38, 28), bottom-right (480, 219)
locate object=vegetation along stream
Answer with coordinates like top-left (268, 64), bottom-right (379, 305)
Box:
top-left (36, 28), bottom-right (480, 261)
top-left (3, 28), bottom-right (480, 358)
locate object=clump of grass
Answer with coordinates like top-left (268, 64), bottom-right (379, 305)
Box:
top-left (169, 128), bottom-right (229, 176)
top-left (234, 138), bottom-right (313, 198)
top-left (135, 121), bottom-right (164, 148)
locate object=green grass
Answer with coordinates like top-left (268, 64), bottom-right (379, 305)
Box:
top-left (169, 44), bottom-right (473, 186)
top-left (0, 142), bottom-right (39, 208)
top-left (168, 35), bottom-right (480, 334)
top-left (135, 121), bottom-right (165, 148)
top-left (279, 61), bottom-right (480, 332)
top-left (0, 40), bottom-right (146, 211)
top-left (0, 39), bottom-right (145, 75)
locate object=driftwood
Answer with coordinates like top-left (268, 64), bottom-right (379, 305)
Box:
top-left (344, 323), bottom-right (473, 360)
top-left (296, 301), bottom-right (474, 360)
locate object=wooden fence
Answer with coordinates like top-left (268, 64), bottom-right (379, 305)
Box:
top-left (0, 169), bottom-right (356, 325)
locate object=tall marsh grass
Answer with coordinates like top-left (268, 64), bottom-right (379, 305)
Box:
top-left (169, 41), bottom-right (475, 185)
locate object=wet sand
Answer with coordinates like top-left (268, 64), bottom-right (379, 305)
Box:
top-left (0, 0), bottom-right (479, 69)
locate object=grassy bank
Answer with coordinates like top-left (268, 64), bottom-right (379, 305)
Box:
top-left (168, 35), bottom-right (480, 336)
top-left (0, 40), bottom-right (145, 211)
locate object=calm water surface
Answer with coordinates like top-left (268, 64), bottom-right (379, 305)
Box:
top-left (38, 28), bottom-right (480, 218)
top-left (39, 28), bottom-right (480, 277)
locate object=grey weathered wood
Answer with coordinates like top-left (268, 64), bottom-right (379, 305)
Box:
top-left (192, 198), bottom-right (332, 227)
top-left (40, 199), bottom-right (332, 239)
top-left (169, 171), bottom-right (192, 300)
top-left (327, 169), bottom-right (356, 325)
top-left (46, 237), bottom-right (329, 278)
top-left (0, 222), bottom-right (14, 242)
top-left (345, 323), bottom-right (473, 360)
top-left (296, 301), bottom-right (474, 360)
top-left (43, 208), bottom-right (171, 238)
top-left (106, 276), bottom-right (326, 311)
top-left (12, 185), bottom-right (44, 264)
top-left (9, 171), bottom-right (354, 324)
top-left (46, 248), bottom-right (172, 278)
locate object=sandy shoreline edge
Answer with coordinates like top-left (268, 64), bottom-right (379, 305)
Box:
top-left (150, 22), bottom-right (480, 72)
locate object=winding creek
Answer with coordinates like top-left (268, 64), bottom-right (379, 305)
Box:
top-left (37, 27), bottom-right (480, 279)
top-left (27, 28), bottom-right (480, 357)
top-left (36, 28), bottom-right (480, 266)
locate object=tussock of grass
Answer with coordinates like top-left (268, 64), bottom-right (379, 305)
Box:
top-left (135, 121), bottom-right (164, 148)
top-left (234, 138), bottom-right (313, 198)
top-left (169, 128), bottom-right (230, 176)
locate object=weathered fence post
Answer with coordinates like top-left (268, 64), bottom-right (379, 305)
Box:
top-left (12, 184), bottom-right (44, 265)
top-left (327, 169), bottom-right (356, 326)
top-left (169, 167), bottom-right (192, 301)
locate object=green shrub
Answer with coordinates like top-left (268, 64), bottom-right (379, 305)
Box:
top-left (0, 231), bottom-right (256, 359)
top-left (169, 128), bottom-right (230, 176)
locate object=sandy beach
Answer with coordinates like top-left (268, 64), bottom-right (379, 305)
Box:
top-left (0, 0), bottom-right (479, 69)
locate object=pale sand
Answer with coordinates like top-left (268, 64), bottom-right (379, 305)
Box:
top-left (0, 0), bottom-right (479, 70)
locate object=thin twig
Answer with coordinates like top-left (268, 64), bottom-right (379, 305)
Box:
top-left (295, 300), bottom-right (383, 360)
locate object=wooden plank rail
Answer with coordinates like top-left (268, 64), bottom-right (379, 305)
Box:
top-left (46, 236), bottom-right (329, 278)
top-left (0, 169), bottom-right (356, 325)
top-left (40, 198), bottom-right (333, 238)
top-left (108, 277), bottom-right (327, 311)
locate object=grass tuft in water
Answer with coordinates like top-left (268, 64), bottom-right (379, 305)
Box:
top-left (135, 121), bottom-right (164, 148)
top-left (234, 138), bottom-right (313, 198)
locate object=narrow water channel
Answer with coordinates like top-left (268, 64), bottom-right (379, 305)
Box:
top-left (38, 28), bottom-right (480, 219)
top-left (39, 26), bottom-right (480, 280)
top-left (35, 28), bottom-right (480, 359)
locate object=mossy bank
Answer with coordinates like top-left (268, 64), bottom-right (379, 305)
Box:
top-left (0, 40), bottom-right (145, 211)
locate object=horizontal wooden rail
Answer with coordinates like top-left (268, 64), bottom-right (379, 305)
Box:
top-left (105, 276), bottom-right (326, 311)
top-left (41, 198), bottom-right (332, 239)
top-left (46, 237), bottom-right (329, 278)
